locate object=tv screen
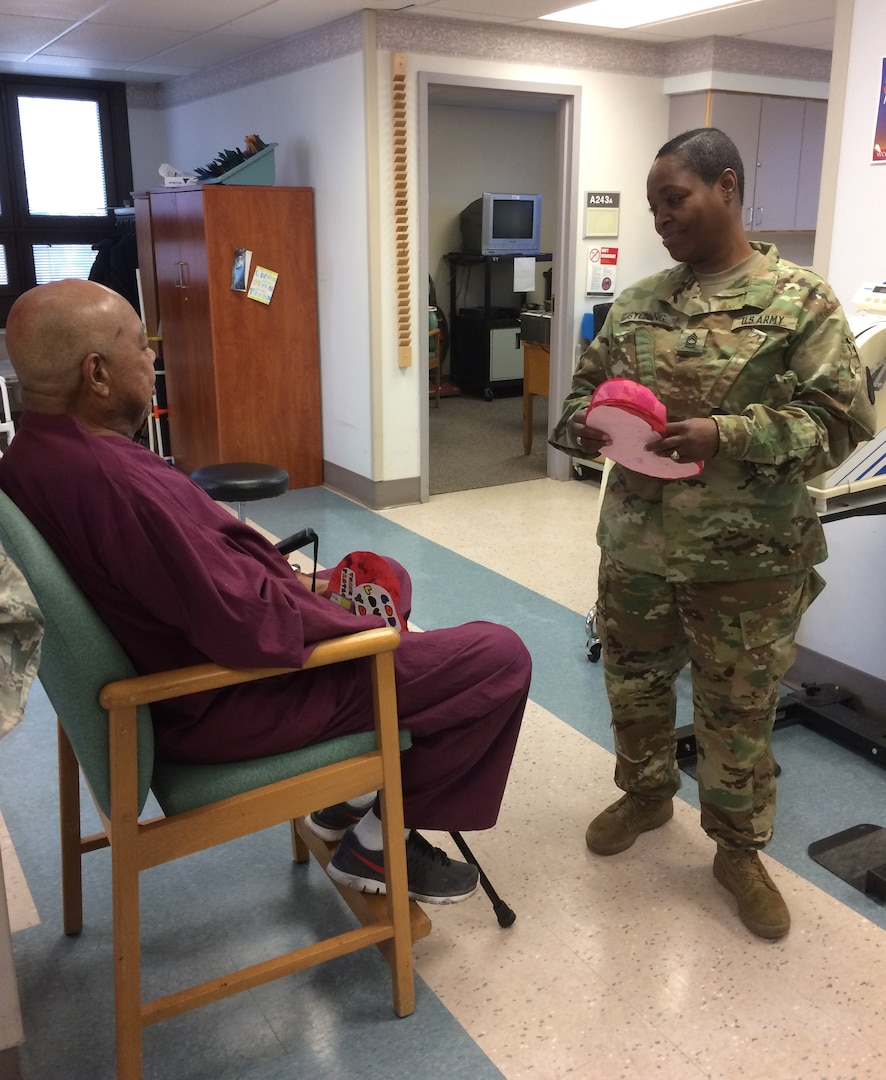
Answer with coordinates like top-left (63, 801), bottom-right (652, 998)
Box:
top-left (491, 199), bottom-right (535, 240)
top-left (459, 193), bottom-right (542, 256)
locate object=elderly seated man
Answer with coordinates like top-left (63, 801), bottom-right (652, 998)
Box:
top-left (0, 279), bottom-right (531, 905)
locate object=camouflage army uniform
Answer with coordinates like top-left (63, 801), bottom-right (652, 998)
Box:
top-left (551, 243), bottom-right (876, 849)
top-left (0, 550), bottom-right (43, 739)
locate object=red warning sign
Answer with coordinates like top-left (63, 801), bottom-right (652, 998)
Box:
top-left (587, 245), bottom-right (618, 294)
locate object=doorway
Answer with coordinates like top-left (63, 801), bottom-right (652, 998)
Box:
top-left (418, 76), bottom-right (580, 501)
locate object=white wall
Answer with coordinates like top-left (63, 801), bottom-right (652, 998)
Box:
top-left (127, 106), bottom-right (169, 192)
top-left (796, 0), bottom-right (886, 680)
top-left (571, 70), bottom-right (672, 302)
top-left (824, 0), bottom-right (886, 308)
top-left (135, 53), bottom-right (376, 483)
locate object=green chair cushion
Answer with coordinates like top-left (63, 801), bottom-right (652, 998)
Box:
top-left (152, 730), bottom-right (412, 815)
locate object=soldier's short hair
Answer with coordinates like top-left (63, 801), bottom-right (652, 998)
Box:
top-left (655, 128), bottom-right (746, 204)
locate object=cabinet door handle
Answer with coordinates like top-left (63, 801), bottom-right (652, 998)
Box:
top-left (745, 206), bottom-right (754, 228)
top-left (179, 261), bottom-right (189, 288)
top-left (754, 207), bottom-right (763, 229)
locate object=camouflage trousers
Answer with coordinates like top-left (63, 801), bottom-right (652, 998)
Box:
top-left (596, 552), bottom-right (823, 850)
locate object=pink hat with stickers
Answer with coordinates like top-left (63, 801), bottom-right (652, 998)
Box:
top-left (328, 551), bottom-right (408, 631)
top-left (587, 378), bottom-right (703, 479)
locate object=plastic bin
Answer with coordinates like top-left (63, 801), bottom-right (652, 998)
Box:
top-left (208, 143), bottom-right (278, 186)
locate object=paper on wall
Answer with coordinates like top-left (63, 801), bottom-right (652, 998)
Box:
top-left (513, 257), bottom-right (536, 292)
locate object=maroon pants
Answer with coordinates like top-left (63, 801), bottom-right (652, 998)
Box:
top-left (155, 560), bottom-right (531, 832)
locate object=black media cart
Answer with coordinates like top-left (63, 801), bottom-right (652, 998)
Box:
top-left (446, 252), bottom-right (552, 400)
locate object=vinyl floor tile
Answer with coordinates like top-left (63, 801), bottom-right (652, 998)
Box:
top-left (413, 700), bottom-right (886, 1080)
top-left (380, 476), bottom-right (602, 615)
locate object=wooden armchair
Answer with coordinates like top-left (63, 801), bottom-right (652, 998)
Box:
top-left (0, 491), bottom-right (430, 1080)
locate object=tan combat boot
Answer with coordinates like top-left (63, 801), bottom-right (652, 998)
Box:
top-left (713, 848), bottom-right (790, 939)
top-left (585, 793), bottom-right (674, 855)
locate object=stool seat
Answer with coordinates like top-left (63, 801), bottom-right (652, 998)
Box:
top-left (190, 462), bottom-right (289, 520)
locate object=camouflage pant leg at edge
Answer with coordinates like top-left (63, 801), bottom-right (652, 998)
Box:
top-left (678, 570), bottom-right (821, 850)
top-left (597, 553), bottom-right (690, 801)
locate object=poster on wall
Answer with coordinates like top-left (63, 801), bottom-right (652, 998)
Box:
top-left (873, 57), bottom-right (886, 164)
top-left (586, 245), bottom-right (618, 295)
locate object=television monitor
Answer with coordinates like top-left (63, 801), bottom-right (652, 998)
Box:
top-left (459, 193), bottom-right (542, 256)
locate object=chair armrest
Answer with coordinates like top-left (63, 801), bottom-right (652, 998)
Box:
top-left (98, 626), bottom-right (400, 710)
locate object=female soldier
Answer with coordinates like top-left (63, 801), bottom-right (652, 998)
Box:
top-left (551, 128), bottom-right (875, 939)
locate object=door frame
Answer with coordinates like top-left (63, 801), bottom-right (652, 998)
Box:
top-left (417, 72), bottom-right (581, 501)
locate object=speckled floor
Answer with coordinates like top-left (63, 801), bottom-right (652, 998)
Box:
top-left (3, 476), bottom-right (886, 1079)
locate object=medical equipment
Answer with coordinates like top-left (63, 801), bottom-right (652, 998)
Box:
top-left (807, 282), bottom-right (886, 511)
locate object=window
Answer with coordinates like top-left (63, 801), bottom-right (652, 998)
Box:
top-left (0, 76), bottom-right (133, 324)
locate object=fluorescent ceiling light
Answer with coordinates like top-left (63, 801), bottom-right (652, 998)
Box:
top-left (541, 0), bottom-right (764, 30)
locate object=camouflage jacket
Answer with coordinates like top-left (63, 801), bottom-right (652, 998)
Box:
top-left (0, 549), bottom-right (43, 738)
top-left (550, 243), bottom-right (876, 582)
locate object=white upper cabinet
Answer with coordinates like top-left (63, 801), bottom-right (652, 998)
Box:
top-left (668, 91), bottom-right (827, 232)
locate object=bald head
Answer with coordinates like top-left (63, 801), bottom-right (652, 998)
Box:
top-left (6, 279), bottom-right (156, 437)
top-left (6, 279), bottom-right (136, 408)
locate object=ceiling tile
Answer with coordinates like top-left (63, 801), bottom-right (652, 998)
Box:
top-left (420, 0), bottom-right (557, 17)
top-left (597, 0), bottom-right (835, 44)
top-left (40, 24), bottom-right (191, 62)
top-left (221, 0), bottom-right (436, 37)
top-left (145, 31), bottom-right (276, 69)
top-left (0, 1), bottom-right (100, 17)
top-left (94, 0), bottom-right (284, 34)
top-left (742, 18), bottom-right (836, 50)
top-left (0, 14), bottom-right (73, 52)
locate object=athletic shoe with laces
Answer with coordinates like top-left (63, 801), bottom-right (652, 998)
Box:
top-left (327, 828), bottom-right (480, 905)
top-left (303, 801), bottom-right (368, 842)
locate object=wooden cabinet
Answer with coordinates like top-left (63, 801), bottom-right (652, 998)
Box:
top-left (668, 91), bottom-right (826, 232)
top-left (144, 185), bottom-right (322, 486)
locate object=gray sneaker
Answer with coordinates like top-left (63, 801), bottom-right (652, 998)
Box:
top-left (585, 793), bottom-right (674, 855)
top-left (328, 828), bottom-right (480, 905)
top-left (304, 801), bottom-right (367, 842)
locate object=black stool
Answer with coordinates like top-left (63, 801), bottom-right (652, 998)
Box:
top-left (190, 462), bottom-right (289, 521)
